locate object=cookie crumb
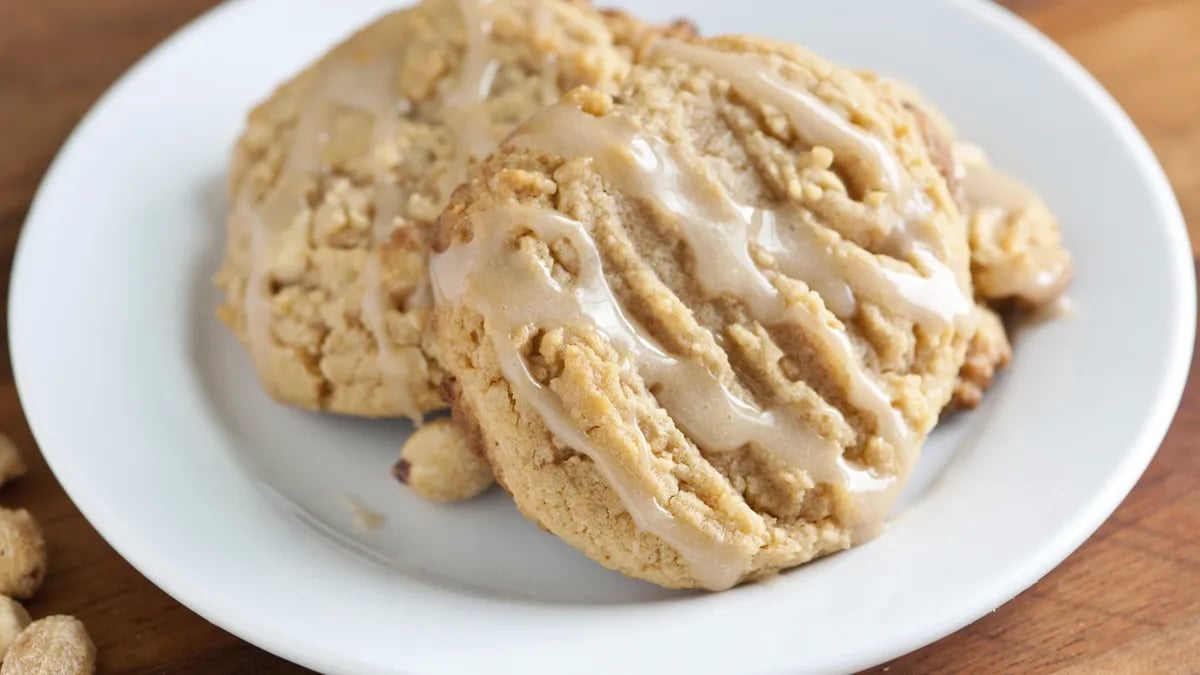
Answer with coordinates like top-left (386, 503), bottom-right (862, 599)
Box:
top-left (344, 496), bottom-right (385, 534)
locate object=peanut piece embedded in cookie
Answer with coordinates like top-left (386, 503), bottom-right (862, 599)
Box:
top-left (952, 305), bottom-right (1013, 410)
top-left (394, 419), bottom-right (493, 502)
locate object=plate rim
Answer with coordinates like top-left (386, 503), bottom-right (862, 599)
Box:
top-left (9, 0), bottom-right (1196, 672)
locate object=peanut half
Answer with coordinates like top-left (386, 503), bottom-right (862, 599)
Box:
top-left (0, 511), bottom-right (45, 600)
top-left (1, 616), bottom-right (95, 675)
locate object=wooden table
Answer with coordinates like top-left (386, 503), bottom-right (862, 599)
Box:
top-left (1, 0), bottom-right (1196, 672)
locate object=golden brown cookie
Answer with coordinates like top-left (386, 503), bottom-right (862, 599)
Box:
top-left (430, 36), bottom-right (976, 589)
top-left (215, 0), bottom-right (692, 419)
top-left (896, 82), bottom-right (1072, 408)
top-left (955, 141), bottom-right (1073, 306)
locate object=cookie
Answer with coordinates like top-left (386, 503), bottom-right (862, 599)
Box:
top-left (214, 0), bottom-right (693, 419)
top-left (955, 141), bottom-right (1073, 305)
top-left (898, 82), bottom-right (1071, 408)
top-left (430, 36), bottom-right (976, 589)
top-left (950, 143), bottom-right (1070, 408)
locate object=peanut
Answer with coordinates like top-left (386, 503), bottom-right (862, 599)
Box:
top-left (0, 616), bottom-right (94, 675)
top-left (0, 437), bottom-right (26, 490)
top-left (0, 511), bottom-right (46, 599)
top-left (0, 598), bottom-right (30, 662)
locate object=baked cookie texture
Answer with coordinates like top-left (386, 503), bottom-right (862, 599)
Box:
top-left (896, 81), bottom-right (1072, 408)
top-left (956, 141), bottom-right (1073, 306)
top-left (214, 0), bottom-right (692, 419)
top-left (951, 146), bottom-right (1072, 407)
top-left (430, 35), bottom-right (980, 589)
top-left (403, 69), bottom-right (1075, 505)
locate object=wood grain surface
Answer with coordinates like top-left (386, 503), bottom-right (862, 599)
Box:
top-left (0, 0), bottom-right (1196, 672)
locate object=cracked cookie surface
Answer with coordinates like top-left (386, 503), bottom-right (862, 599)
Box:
top-left (431, 35), bottom-right (977, 589)
top-left (215, 0), bottom-right (691, 419)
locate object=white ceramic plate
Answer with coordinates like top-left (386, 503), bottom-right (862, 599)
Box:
top-left (10, 0), bottom-right (1194, 672)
